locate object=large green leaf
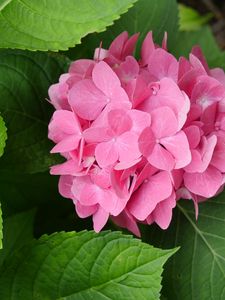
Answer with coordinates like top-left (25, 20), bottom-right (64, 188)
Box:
top-left (143, 192), bottom-right (225, 300)
top-left (0, 209), bottom-right (35, 266)
top-left (0, 205), bottom-right (2, 250)
top-left (103, 0), bottom-right (178, 50)
top-left (0, 170), bottom-right (79, 237)
top-left (0, 50), bottom-right (67, 173)
top-left (66, 0), bottom-right (178, 60)
top-left (0, 115), bottom-right (7, 250)
top-left (0, 171), bottom-right (64, 216)
top-left (171, 27), bottom-right (225, 70)
top-left (0, 0), bottom-right (136, 51)
top-left (0, 231), bottom-right (177, 300)
top-left (178, 4), bottom-right (212, 31)
top-left (0, 116), bottom-right (7, 157)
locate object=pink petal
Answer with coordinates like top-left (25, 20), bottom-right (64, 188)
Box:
top-left (191, 46), bottom-right (209, 73)
top-left (148, 48), bottom-right (178, 82)
top-left (178, 57), bottom-right (192, 81)
top-left (210, 68), bottom-right (225, 86)
top-left (141, 78), bottom-right (190, 130)
top-left (162, 32), bottom-right (168, 50)
top-left (140, 31), bottom-right (155, 66)
top-left (115, 157), bottom-right (141, 170)
top-left (211, 135), bottom-right (225, 172)
top-left (117, 131), bottom-right (141, 163)
top-left (110, 169), bottom-right (130, 199)
top-left (189, 54), bottom-right (207, 73)
top-left (68, 79), bottom-right (107, 120)
top-left (48, 74), bottom-right (70, 110)
top-left (94, 47), bottom-right (109, 61)
top-left (184, 166), bottom-right (222, 198)
top-left (50, 135), bottom-right (81, 153)
top-left (169, 169), bottom-right (184, 190)
top-left (93, 206), bottom-right (109, 232)
top-left (71, 176), bottom-right (90, 200)
top-left (183, 125), bottom-right (201, 149)
top-left (90, 166), bottom-right (111, 189)
top-left (108, 31), bottom-right (129, 59)
top-left (151, 107), bottom-right (178, 138)
top-left (115, 56), bottom-right (139, 83)
top-left (112, 210), bottom-right (141, 237)
top-left (178, 68), bottom-right (205, 97)
top-left (184, 135), bottom-right (217, 173)
top-left (122, 33), bottom-right (139, 58)
top-left (83, 127), bottom-right (111, 143)
top-left (128, 171), bottom-right (173, 220)
top-left (108, 109), bottom-right (132, 135)
top-left (185, 104), bottom-right (202, 126)
top-left (48, 110), bottom-right (81, 143)
top-left (80, 180), bottom-right (127, 216)
top-left (126, 75), bottom-right (151, 108)
top-left (79, 183), bottom-right (108, 206)
top-left (138, 127), bottom-right (156, 158)
top-left (134, 163), bottom-right (158, 191)
top-left (148, 144), bottom-right (175, 171)
top-left (95, 140), bottom-right (118, 167)
top-left (75, 201), bottom-right (98, 218)
top-left (92, 61), bottom-right (121, 97)
top-left (161, 131), bottom-right (191, 169)
top-left (151, 192), bottom-right (176, 229)
top-left (191, 75), bottom-right (225, 110)
top-left (108, 87), bottom-right (131, 108)
top-left (69, 59), bottom-right (94, 75)
top-left (58, 175), bottom-right (73, 199)
top-left (127, 109), bottom-right (151, 134)
top-left (50, 159), bottom-right (82, 176)
top-left (184, 150), bottom-right (202, 173)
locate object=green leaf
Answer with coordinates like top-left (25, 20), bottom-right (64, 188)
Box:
top-left (179, 4), bottom-right (212, 31)
top-left (0, 231), bottom-right (177, 300)
top-left (104, 0), bottom-right (178, 50)
top-left (0, 0), bottom-right (136, 51)
top-left (0, 170), bottom-right (78, 235)
top-left (0, 50), bottom-right (67, 173)
top-left (171, 27), bottom-right (225, 70)
top-left (143, 192), bottom-right (225, 300)
top-left (0, 116), bottom-right (7, 157)
top-left (0, 171), bottom-right (63, 216)
top-left (0, 170), bottom-right (91, 238)
top-left (66, 0), bottom-right (179, 60)
top-left (0, 209), bottom-right (35, 267)
top-left (0, 205), bottom-right (2, 250)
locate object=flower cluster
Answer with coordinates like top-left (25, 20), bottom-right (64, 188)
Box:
top-left (48, 32), bottom-right (225, 236)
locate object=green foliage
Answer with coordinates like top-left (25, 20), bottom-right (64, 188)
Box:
top-left (0, 231), bottom-right (177, 300)
top-left (0, 116), bottom-right (7, 249)
top-left (66, 0), bottom-right (178, 59)
top-left (0, 210), bottom-right (35, 266)
top-left (0, 205), bottom-right (2, 249)
top-left (143, 192), bottom-right (225, 300)
top-left (0, 0), bottom-right (137, 51)
top-left (171, 26), bottom-right (225, 69)
top-left (0, 50), bottom-right (67, 173)
top-left (0, 116), bottom-right (7, 158)
top-left (0, 1), bottom-right (224, 299)
top-left (179, 4), bottom-right (212, 31)
top-left (101, 0), bottom-right (178, 51)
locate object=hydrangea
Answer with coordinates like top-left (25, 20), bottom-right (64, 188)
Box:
top-left (48, 31), bottom-right (225, 236)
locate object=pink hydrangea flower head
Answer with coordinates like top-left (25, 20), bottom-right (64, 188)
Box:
top-left (48, 31), bottom-right (225, 236)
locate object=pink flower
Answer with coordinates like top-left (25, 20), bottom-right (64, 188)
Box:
top-left (48, 31), bottom-right (225, 236)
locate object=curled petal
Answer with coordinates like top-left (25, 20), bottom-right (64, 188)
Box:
top-left (128, 171), bottom-right (173, 220)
